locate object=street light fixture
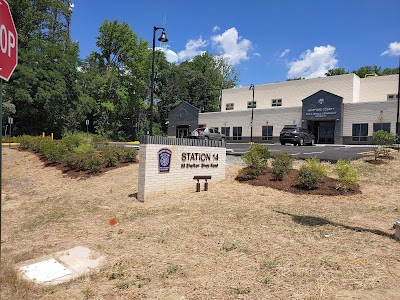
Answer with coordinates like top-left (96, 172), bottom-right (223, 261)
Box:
top-left (249, 84), bottom-right (255, 143)
top-left (149, 26), bottom-right (168, 136)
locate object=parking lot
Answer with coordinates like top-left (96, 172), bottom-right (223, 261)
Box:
top-left (226, 143), bottom-right (398, 162)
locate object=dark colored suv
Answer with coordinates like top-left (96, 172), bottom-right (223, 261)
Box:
top-left (279, 125), bottom-right (315, 146)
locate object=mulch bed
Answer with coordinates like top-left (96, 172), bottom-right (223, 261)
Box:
top-left (236, 168), bottom-right (361, 196)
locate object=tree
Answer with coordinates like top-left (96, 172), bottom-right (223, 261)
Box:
top-left (81, 20), bottom-right (152, 140)
top-left (4, 0), bottom-right (84, 137)
top-left (157, 52), bottom-right (238, 133)
top-left (353, 66), bottom-right (381, 78)
top-left (325, 68), bottom-right (348, 76)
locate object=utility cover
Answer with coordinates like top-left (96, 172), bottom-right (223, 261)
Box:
top-left (20, 258), bottom-right (73, 283)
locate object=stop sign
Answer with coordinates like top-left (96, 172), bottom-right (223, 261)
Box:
top-left (0, 0), bottom-right (18, 81)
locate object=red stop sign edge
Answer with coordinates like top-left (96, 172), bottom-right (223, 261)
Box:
top-left (0, 0), bottom-right (18, 81)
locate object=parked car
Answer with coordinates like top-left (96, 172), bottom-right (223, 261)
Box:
top-left (190, 127), bottom-right (226, 141)
top-left (279, 125), bottom-right (315, 146)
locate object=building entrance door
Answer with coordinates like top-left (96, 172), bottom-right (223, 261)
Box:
top-left (308, 121), bottom-right (335, 144)
top-left (176, 126), bottom-right (190, 138)
top-left (316, 121), bottom-right (335, 144)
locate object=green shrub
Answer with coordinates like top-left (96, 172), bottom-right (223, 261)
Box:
top-left (102, 147), bottom-right (119, 167)
top-left (297, 156), bottom-right (327, 190)
top-left (73, 143), bottom-right (94, 154)
top-left (335, 159), bottom-right (359, 192)
top-left (372, 130), bottom-right (398, 160)
top-left (64, 151), bottom-right (103, 173)
top-left (242, 144), bottom-right (270, 177)
top-left (18, 135), bottom-right (34, 150)
top-left (120, 148), bottom-right (138, 162)
top-left (41, 140), bottom-right (67, 163)
top-left (61, 133), bottom-right (85, 151)
top-left (238, 166), bottom-right (260, 180)
top-left (271, 152), bottom-right (293, 181)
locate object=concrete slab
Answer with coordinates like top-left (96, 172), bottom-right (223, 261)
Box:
top-left (56, 246), bottom-right (104, 274)
top-left (20, 258), bottom-right (73, 283)
top-left (19, 246), bottom-right (105, 285)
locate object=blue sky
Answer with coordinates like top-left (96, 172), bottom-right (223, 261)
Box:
top-left (70, 0), bottom-right (400, 87)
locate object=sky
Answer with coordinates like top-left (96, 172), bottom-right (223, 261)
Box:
top-left (70, 0), bottom-right (400, 87)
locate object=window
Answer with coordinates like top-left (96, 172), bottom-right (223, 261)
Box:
top-left (247, 101), bottom-right (256, 109)
top-left (233, 127), bottom-right (242, 140)
top-left (373, 123), bottom-right (390, 133)
top-left (387, 94), bottom-right (399, 101)
top-left (262, 126), bottom-right (273, 140)
top-left (272, 99), bottom-right (282, 107)
top-left (352, 123), bottom-right (368, 141)
top-left (226, 103), bottom-right (234, 110)
top-left (221, 127), bottom-right (230, 137)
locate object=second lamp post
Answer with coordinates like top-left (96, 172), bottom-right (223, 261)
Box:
top-left (149, 26), bottom-right (168, 136)
top-left (249, 84), bottom-right (255, 143)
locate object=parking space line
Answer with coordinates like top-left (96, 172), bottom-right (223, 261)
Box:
top-left (290, 153), bottom-right (301, 156)
top-left (303, 151), bottom-right (324, 155)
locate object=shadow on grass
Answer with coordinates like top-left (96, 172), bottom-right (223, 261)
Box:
top-left (274, 210), bottom-right (396, 240)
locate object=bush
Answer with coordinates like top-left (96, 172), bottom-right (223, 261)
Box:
top-left (297, 156), bottom-right (327, 190)
top-left (120, 148), bottom-right (138, 162)
top-left (271, 152), bottom-right (293, 181)
top-left (64, 150), bottom-right (104, 173)
top-left (335, 159), bottom-right (359, 192)
top-left (372, 130), bottom-right (398, 160)
top-left (41, 140), bottom-right (67, 163)
top-left (242, 144), bottom-right (270, 177)
top-left (102, 147), bottom-right (119, 167)
top-left (238, 166), bottom-right (260, 180)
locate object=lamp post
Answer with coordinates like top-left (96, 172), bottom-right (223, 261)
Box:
top-left (396, 56), bottom-right (400, 145)
top-left (249, 84), bottom-right (255, 143)
top-left (149, 26), bottom-right (168, 136)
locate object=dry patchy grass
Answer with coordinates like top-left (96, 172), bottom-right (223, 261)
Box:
top-left (1, 148), bottom-right (400, 299)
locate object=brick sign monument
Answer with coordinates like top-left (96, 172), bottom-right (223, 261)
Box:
top-left (137, 136), bottom-right (226, 202)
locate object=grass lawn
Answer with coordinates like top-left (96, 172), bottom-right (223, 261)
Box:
top-left (1, 147), bottom-right (399, 299)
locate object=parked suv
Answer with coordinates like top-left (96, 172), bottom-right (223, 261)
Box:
top-left (279, 125), bottom-right (314, 146)
top-left (190, 127), bottom-right (226, 141)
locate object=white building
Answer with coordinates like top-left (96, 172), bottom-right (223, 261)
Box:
top-left (168, 74), bottom-right (399, 144)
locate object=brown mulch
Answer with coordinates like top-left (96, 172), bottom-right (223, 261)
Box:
top-left (236, 168), bottom-right (361, 196)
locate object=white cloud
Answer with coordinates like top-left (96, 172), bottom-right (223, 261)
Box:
top-left (381, 42), bottom-right (400, 56)
top-left (211, 27), bottom-right (252, 65)
top-left (279, 49), bottom-right (290, 58)
top-left (287, 45), bottom-right (338, 79)
top-left (177, 37), bottom-right (208, 61)
top-left (212, 25), bottom-right (220, 32)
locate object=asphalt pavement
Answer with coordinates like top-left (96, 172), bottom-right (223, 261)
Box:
top-left (226, 143), bottom-right (393, 162)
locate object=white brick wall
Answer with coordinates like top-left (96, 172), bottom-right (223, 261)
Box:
top-left (199, 107), bottom-right (301, 137)
top-left (221, 74), bottom-right (359, 111)
top-left (138, 144), bottom-right (226, 201)
top-left (359, 75), bottom-right (398, 102)
top-left (342, 101), bottom-right (398, 136)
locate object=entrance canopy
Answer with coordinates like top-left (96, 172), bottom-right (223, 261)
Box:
top-left (302, 90), bottom-right (343, 121)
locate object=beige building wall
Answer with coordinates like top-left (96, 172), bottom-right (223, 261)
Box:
top-left (359, 74), bottom-right (398, 102)
top-left (199, 107), bottom-right (301, 138)
top-left (342, 101), bottom-right (398, 136)
top-left (221, 74), bottom-right (359, 112)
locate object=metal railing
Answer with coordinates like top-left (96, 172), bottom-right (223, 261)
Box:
top-left (139, 136), bottom-right (225, 148)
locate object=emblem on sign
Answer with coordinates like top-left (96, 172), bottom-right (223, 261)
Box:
top-left (158, 148), bottom-right (172, 173)
top-left (318, 98), bottom-right (324, 105)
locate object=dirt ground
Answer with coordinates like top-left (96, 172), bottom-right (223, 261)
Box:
top-left (1, 147), bottom-right (400, 300)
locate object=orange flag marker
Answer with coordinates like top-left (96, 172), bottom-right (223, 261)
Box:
top-left (109, 187), bottom-right (113, 193)
top-left (109, 217), bottom-right (117, 226)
